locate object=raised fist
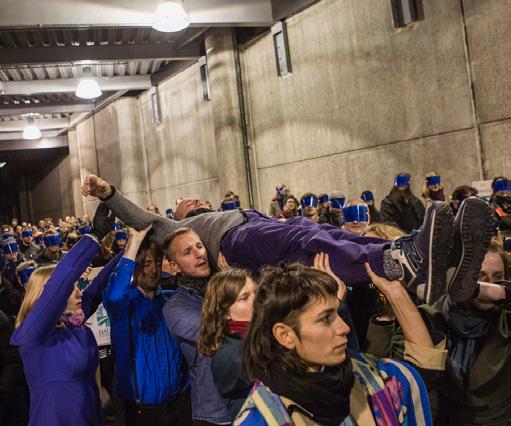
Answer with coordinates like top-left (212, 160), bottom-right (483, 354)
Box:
top-left (81, 175), bottom-right (112, 199)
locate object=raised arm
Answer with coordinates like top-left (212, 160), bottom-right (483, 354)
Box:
top-left (102, 225), bottom-right (152, 315)
top-left (82, 250), bottom-right (124, 319)
top-left (11, 235), bottom-right (100, 347)
top-left (82, 175), bottom-right (172, 246)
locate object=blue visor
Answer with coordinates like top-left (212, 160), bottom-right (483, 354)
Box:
top-left (301, 195), bottom-right (318, 209)
top-left (22, 230), bottom-right (33, 238)
top-left (331, 197), bottom-right (346, 209)
top-left (115, 231), bottom-right (127, 241)
top-left (426, 175), bottom-right (441, 186)
top-left (361, 191), bottom-right (374, 202)
top-left (43, 235), bottom-right (61, 247)
top-left (395, 175), bottom-right (410, 188)
top-left (319, 194), bottom-right (329, 204)
top-left (19, 267), bottom-right (35, 285)
top-left (55, 228), bottom-right (62, 234)
top-left (2, 242), bottom-right (18, 254)
top-left (493, 178), bottom-right (510, 192)
top-left (80, 226), bottom-right (91, 235)
top-left (343, 205), bottom-right (369, 223)
top-left (221, 201), bottom-right (238, 211)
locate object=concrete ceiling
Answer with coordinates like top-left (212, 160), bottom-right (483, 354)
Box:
top-left (0, 0), bottom-right (318, 145)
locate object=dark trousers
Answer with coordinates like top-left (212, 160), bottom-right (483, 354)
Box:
top-left (124, 392), bottom-right (192, 426)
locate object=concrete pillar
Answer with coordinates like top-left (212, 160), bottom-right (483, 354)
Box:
top-left (68, 129), bottom-right (85, 218)
top-left (205, 28), bottom-right (251, 207)
top-left (75, 118), bottom-right (100, 218)
top-left (114, 98), bottom-right (150, 207)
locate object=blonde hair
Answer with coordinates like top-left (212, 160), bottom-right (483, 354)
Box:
top-left (16, 266), bottom-right (56, 328)
top-left (362, 223), bottom-right (406, 240)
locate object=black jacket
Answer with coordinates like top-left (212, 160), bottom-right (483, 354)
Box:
top-left (380, 194), bottom-right (425, 232)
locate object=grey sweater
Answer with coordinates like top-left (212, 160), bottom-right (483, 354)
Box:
top-left (103, 191), bottom-right (246, 267)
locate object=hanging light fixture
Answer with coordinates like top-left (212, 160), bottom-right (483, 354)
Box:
top-left (152, 1), bottom-right (190, 32)
top-left (22, 117), bottom-right (41, 140)
top-left (75, 66), bottom-right (102, 99)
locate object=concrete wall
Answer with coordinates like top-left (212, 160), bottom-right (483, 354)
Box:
top-left (57, 0), bottom-right (510, 219)
top-left (138, 62), bottom-right (221, 212)
top-left (240, 0), bottom-right (508, 209)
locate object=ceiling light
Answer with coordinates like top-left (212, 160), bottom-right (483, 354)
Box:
top-left (22, 117), bottom-right (41, 140)
top-left (0, 162), bottom-right (6, 168)
top-left (75, 66), bottom-right (102, 99)
top-left (152, 1), bottom-right (190, 32)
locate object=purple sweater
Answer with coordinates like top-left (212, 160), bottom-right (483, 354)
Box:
top-left (10, 236), bottom-right (121, 426)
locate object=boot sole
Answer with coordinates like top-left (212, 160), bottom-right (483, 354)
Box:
top-left (447, 198), bottom-right (493, 302)
top-left (424, 203), bottom-right (453, 304)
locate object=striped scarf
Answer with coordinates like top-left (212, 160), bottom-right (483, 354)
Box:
top-left (351, 352), bottom-right (432, 426)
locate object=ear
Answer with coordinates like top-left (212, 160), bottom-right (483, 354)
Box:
top-left (272, 322), bottom-right (296, 350)
top-left (167, 259), bottom-right (182, 275)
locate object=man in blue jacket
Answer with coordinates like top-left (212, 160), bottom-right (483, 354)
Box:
top-left (103, 225), bottom-right (190, 426)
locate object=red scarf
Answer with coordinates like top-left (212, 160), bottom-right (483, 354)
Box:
top-left (227, 320), bottom-right (250, 336)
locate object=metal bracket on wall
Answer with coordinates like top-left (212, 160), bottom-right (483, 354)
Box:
top-left (149, 86), bottom-right (162, 124)
top-left (391, 0), bottom-right (423, 28)
top-left (271, 21), bottom-right (292, 77)
top-left (198, 56), bottom-right (211, 101)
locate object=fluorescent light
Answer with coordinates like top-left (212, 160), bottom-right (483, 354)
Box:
top-left (0, 162), bottom-right (6, 168)
top-left (22, 118), bottom-right (41, 140)
top-left (152, 1), bottom-right (190, 32)
top-left (75, 78), bottom-right (102, 99)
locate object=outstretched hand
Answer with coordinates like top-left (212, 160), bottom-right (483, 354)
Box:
top-left (217, 252), bottom-right (231, 271)
top-left (82, 175), bottom-right (112, 199)
top-left (127, 224), bottom-right (153, 243)
top-left (313, 252), bottom-right (347, 301)
top-left (365, 262), bottom-right (405, 299)
top-left (91, 204), bottom-right (115, 241)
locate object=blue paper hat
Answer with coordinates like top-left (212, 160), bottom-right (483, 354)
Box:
top-left (2, 239), bottom-right (19, 254)
top-left (330, 197), bottom-right (346, 209)
top-left (21, 230), bottom-right (33, 238)
top-left (343, 205), bottom-right (369, 223)
top-left (115, 230), bottom-right (127, 241)
top-left (361, 191), bottom-right (374, 202)
top-left (301, 195), bottom-right (318, 209)
top-left (493, 178), bottom-right (510, 192)
top-left (319, 194), bottom-right (329, 204)
top-left (394, 175), bottom-right (410, 188)
top-left (221, 201), bottom-right (238, 211)
top-left (43, 235), bottom-right (61, 247)
top-left (80, 226), bottom-right (91, 235)
top-left (426, 175), bottom-right (441, 186)
top-left (19, 267), bottom-right (36, 285)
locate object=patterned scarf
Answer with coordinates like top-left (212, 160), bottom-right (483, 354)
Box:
top-left (351, 352), bottom-right (433, 426)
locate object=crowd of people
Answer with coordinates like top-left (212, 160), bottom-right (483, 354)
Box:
top-left (0, 172), bottom-right (510, 426)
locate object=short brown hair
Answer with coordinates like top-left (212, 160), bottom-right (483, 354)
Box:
top-left (162, 228), bottom-right (196, 260)
top-left (243, 263), bottom-right (338, 380)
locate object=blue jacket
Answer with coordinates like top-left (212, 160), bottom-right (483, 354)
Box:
top-left (103, 258), bottom-right (187, 405)
top-left (163, 285), bottom-right (231, 423)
